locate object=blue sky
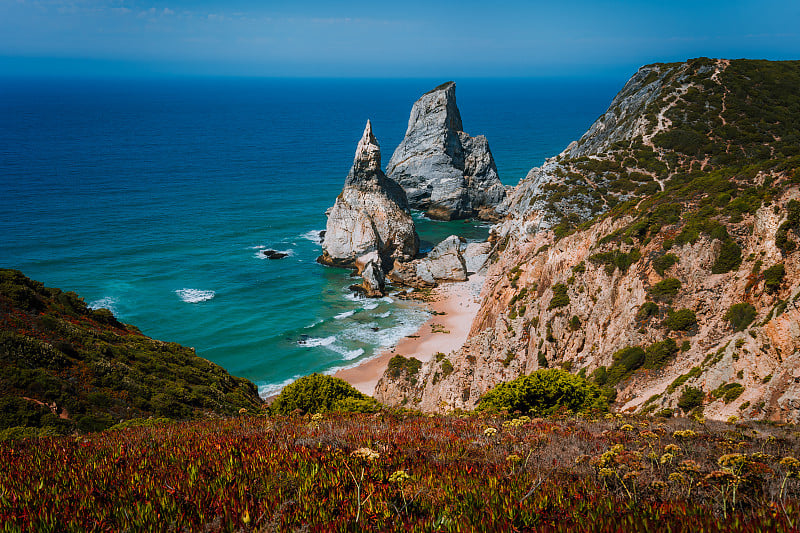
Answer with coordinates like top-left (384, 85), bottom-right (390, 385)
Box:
top-left (1, 0), bottom-right (798, 77)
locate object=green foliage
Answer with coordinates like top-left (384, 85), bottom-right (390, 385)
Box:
top-left (776, 200), bottom-right (800, 254)
top-left (677, 386), bottom-right (704, 412)
top-left (270, 374), bottom-right (375, 415)
top-left (477, 369), bottom-right (607, 415)
top-left (648, 278), bottom-right (682, 302)
top-left (711, 382), bottom-right (746, 404)
top-left (643, 338), bottom-right (679, 370)
top-left (663, 308), bottom-right (697, 331)
top-left (712, 239), bottom-right (743, 274)
top-left (652, 253), bottom-right (679, 276)
top-left (724, 303), bottom-right (757, 331)
top-left (668, 366), bottom-right (702, 394)
top-left (605, 347), bottom-right (646, 386)
top-left (636, 302), bottom-right (660, 322)
top-left (548, 283), bottom-right (570, 310)
top-left (387, 355), bottom-right (423, 380)
top-left (763, 264), bottom-right (786, 294)
top-left (440, 358), bottom-right (454, 378)
top-left (588, 249), bottom-right (641, 275)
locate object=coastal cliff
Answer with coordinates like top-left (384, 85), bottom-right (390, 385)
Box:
top-left (376, 58), bottom-right (800, 422)
top-left (386, 82), bottom-right (506, 221)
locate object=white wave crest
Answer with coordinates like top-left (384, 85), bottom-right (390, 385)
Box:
top-left (362, 301), bottom-right (379, 310)
top-left (89, 297), bottom-right (119, 314)
top-left (298, 335), bottom-right (336, 347)
top-left (258, 376), bottom-right (299, 398)
top-left (301, 230), bottom-right (325, 244)
top-left (335, 309), bottom-right (357, 320)
top-left (175, 289), bottom-right (216, 303)
top-left (376, 310), bottom-right (391, 318)
top-left (329, 345), bottom-right (365, 360)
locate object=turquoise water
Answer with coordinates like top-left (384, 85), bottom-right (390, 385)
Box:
top-left (0, 76), bottom-right (621, 394)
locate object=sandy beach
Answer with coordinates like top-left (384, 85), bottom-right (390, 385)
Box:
top-left (335, 274), bottom-right (485, 395)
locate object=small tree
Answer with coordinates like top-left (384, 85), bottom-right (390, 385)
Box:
top-left (271, 374), bottom-right (378, 415)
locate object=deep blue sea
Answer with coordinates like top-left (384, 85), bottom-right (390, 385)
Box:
top-left (0, 76), bottom-right (620, 395)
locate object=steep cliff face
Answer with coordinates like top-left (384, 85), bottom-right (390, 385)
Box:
top-left (320, 121), bottom-right (419, 295)
top-left (376, 58), bottom-right (800, 422)
top-left (386, 82), bottom-right (506, 221)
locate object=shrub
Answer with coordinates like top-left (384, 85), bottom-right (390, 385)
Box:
top-left (711, 239), bottom-right (742, 274)
top-left (636, 302), bottom-right (659, 321)
top-left (387, 355), bottom-right (422, 380)
top-left (663, 308), bottom-right (697, 331)
top-left (644, 338), bottom-right (679, 369)
top-left (589, 249), bottom-right (641, 275)
top-left (652, 253), bottom-right (679, 276)
top-left (711, 383), bottom-right (746, 404)
top-left (724, 303), bottom-right (757, 331)
top-left (677, 387), bottom-right (704, 412)
top-left (270, 374), bottom-right (375, 415)
top-left (648, 278), bottom-right (682, 302)
top-left (763, 263), bottom-right (785, 294)
top-left (548, 284), bottom-right (570, 310)
top-left (776, 199), bottom-right (800, 254)
top-left (477, 369), bottom-right (607, 416)
top-left (606, 347), bottom-right (646, 385)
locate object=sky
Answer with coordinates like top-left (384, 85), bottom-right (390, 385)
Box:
top-left (1, 0), bottom-right (799, 78)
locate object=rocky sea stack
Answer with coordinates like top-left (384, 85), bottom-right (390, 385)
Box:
top-left (386, 81), bottom-right (506, 221)
top-left (319, 120), bottom-right (419, 296)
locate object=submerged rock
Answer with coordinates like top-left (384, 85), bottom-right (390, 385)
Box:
top-left (319, 120), bottom-right (419, 296)
top-left (262, 249), bottom-right (288, 259)
top-left (386, 82), bottom-right (505, 221)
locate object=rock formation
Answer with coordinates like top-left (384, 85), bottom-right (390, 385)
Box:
top-left (319, 120), bottom-right (419, 296)
top-left (389, 235), bottom-right (468, 288)
top-left (376, 59), bottom-right (800, 423)
top-left (386, 82), bottom-right (505, 221)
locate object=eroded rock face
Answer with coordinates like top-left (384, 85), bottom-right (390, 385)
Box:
top-left (386, 82), bottom-right (505, 221)
top-left (320, 121), bottom-right (419, 272)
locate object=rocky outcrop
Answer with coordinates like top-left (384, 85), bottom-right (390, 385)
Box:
top-left (320, 120), bottom-right (418, 268)
top-left (319, 121), bottom-right (419, 295)
top-left (389, 235), bottom-right (468, 288)
top-left (386, 82), bottom-right (506, 221)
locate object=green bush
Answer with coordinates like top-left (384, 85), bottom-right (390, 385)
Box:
top-left (636, 302), bottom-right (659, 321)
top-left (677, 386), bottom-right (704, 412)
top-left (606, 346), bottom-right (646, 385)
top-left (644, 338), bottom-right (679, 369)
top-left (711, 383), bottom-right (746, 404)
top-left (387, 355), bottom-right (422, 380)
top-left (712, 240), bottom-right (743, 274)
top-left (648, 278), bottom-right (682, 302)
top-left (548, 284), bottom-right (570, 310)
top-left (724, 303), bottom-right (757, 331)
top-left (589, 249), bottom-right (641, 275)
top-left (652, 253), bottom-right (679, 276)
top-left (776, 200), bottom-right (800, 254)
top-left (270, 374), bottom-right (376, 415)
top-left (763, 264), bottom-right (785, 294)
top-left (477, 369), bottom-right (608, 416)
top-left (663, 309), bottom-right (697, 331)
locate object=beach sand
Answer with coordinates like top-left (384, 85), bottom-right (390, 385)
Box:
top-left (335, 274), bottom-right (485, 395)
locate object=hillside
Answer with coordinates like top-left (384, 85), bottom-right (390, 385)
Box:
top-left (375, 58), bottom-right (800, 423)
top-left (0, 269), bottom-right (262, 435)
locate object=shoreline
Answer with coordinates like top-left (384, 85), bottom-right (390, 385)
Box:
top-left (335, 274), bottom-right (485, 396)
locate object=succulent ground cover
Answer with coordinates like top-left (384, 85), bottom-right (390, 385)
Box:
top-left (2, 412), bottom-right (800, 531)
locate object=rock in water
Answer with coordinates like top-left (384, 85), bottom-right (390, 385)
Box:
top-left (386, 81), bottom-right (505, 221)
top-left (319, 121), bottom-right (419, 294)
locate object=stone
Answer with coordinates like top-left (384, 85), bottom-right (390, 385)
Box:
top-left (319, 120), bottom-right (419, 271)
top-left (262, 249), bottom-right (288, 259)
top-left (388, 235), bottom-right (468, 287)
top-left (386, 82), bottom-right (505, 221)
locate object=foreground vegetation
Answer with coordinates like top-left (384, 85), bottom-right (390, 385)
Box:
top-left (2, 411), bottom-right (800, 531)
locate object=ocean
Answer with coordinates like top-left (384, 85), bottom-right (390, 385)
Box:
top-left (0, 76), bottom-right (621, 395)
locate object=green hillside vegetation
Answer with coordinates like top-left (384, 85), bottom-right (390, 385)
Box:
top-left (0, 269), bottom-right (262, 435)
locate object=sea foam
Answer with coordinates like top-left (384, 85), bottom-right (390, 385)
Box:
top-left (298, 335), bottom-right (336, 347)
top-left (301, 230), bottom-right (324, 244)
top-left (175, 289), bottom-right (216, 303)
top-left (334, 309), bottom-right (357, 320)
top-left (89, 297), bottom-right (119, 315)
